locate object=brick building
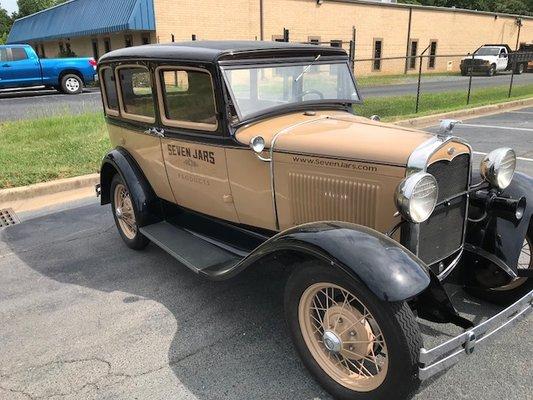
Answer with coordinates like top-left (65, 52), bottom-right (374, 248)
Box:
top-left (7, 0), bottom-right (533, 75)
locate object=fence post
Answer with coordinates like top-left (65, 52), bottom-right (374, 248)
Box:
top-left (508, 59), bottom-right (516, 98)
top-left (466, 53), bottom-right (474, 105)
top-left (415, 44), bottom-right (431, 114)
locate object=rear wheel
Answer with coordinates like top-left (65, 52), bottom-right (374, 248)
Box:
top-left (285, 263), bottom-right (422, 400)
top-left (60, 73), bottom-right (83, 94)
top-left (110, 174), bottom-right (149, 250)
top-left (514, 63), bottom-right (524, 75)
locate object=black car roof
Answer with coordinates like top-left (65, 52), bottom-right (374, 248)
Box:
top-left (99, 40), bottom-right (348, 63)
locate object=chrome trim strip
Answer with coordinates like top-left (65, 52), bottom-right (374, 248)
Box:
top-left (418, 290), bottom-right (533, 380)
top-left (436, 249), bottom-right (463, 281)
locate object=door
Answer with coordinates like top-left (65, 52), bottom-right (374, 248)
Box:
top-left (156, 66), bottom-right (239, 223)
top-left (497, 48), bottom-right (508, 71)
top-left (0, 47), bottom-right (42, 87)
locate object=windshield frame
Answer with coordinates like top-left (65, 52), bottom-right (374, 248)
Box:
top-left (219, 58), bottom-right (362, 124)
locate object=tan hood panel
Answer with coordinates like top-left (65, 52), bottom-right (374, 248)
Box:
top-left (235, 110), bottom-right (433, 167)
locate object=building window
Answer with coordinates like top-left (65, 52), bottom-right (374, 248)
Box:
top-left (409, 39), bottom-right (418, 70)
top-left (373, 39), bottom-right (383, 71)
top-left (124, 35), bottom-right (133, 48)
top-left (428, 40), bottom-right (437, 69)
top-left (101, 67), bottom-right (119, 113)
top-left (330, 40), bottom-right (343, 48)
top-left (91, 39), bottom-right (99, 60)
top-left (159, 68), bottom-right (218, 131)
top-left (117, 66), bottom-right (155, 122)
top-left (308, 36), bottom-right (321, 45)
top-left (104, 38), bottom-right (111, 53)
top-left (142, 35), bottom-right (150, 45)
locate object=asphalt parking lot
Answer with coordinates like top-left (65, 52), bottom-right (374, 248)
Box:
top-left (0, 108), bottom-right (532, 400)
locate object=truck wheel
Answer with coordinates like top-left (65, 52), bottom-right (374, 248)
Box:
top-left (514, 63), bottom-right (524, 75)
top-left (60, 73), bottom-right (83, 94)
top-left (468, 221), bottom-right (532, 305)
top-left (460, 68), bottom-right (467, 76)
top-left (487, 65), bottom-right (496, 77)
top-left (110, 174), bottom-right (149, 250)
top-left (284, 263), bottom-right (422, 400)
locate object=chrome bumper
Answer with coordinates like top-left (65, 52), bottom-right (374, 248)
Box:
top-left (419, 290), bottom-right (533, 380)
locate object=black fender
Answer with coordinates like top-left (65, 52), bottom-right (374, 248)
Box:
top-left (99, 147), bottom-right (162, 227)
top-left (465, 171), bottom-right (532, 286)
top-left (226, 221), bottom-right (431, 302)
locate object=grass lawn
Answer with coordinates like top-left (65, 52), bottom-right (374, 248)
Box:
top-left (0, 113), bottom-right (109, 189)
top-left (357, 72), bottom-right (457, 87)
top-left (354, 84), bottom-right (533, 121)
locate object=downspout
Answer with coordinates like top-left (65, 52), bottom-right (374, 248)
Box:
top-left (404, 7), bottom-right (413, 74)
top-left (260, 0), bottom-right (264, 41)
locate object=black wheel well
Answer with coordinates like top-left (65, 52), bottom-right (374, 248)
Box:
top-left (100, 162), bottom-right (119, 205)
top-left (59, 69), bottom-right (84, 84)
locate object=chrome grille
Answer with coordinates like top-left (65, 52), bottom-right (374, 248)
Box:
top-left (418, 153), bottom-right (470, 265)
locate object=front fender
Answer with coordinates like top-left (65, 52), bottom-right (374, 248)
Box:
top-left (230, 221), bottom-right (431, 302)
top-left (466, 171), bottom-right (532, 279)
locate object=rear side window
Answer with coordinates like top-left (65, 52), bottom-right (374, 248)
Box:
top-left (158, 68), bottom-right (217, 131)
top-left (11, 48), bottom-right (28, 61)
top-left (101, 67), bottom-right (119, 113)
top-left (117, 66), bottom-right (155, 122)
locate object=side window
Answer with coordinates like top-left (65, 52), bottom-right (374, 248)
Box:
top-left (0, 48), bottom-right (7, 62)
top-left (117, 66), bottom-right (155, 122)
top-left (158, 68), bottom-right (217, 131)
top-left (100, 67), bottom-right (119, 115)
top-left (11, 48), bottom-right (29, 61)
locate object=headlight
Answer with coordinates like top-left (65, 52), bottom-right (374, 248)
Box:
top-left (480, 148), bottom-right (516, 190)
top-left (395, 172), bottom-right (439, 223)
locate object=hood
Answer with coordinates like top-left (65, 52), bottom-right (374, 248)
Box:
top-left (235, 110), bottom-right (433, 167)
top-left (462, 55), bottom-right (495, 62)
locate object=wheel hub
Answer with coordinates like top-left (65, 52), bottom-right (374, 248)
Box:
top-left (115, 207), bottom-right (123, 219)
top-left (323, 331), bottom-right (342, 353)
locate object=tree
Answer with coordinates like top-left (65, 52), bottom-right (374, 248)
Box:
top-left (15, 0), bottom-right (67, 19)
top-left (398, 0), bottom-right (532, 15)
top-left (0, 6), bottom-right (12, 45)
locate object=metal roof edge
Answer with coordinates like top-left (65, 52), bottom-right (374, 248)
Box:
top-left (328, 0), bottom-right (533, 20)
top-left (13, 0), bottom-right (77, 22)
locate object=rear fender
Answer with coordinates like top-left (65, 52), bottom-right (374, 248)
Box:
top-left (232, 221), bottom-right (431, 302)
top-left (99, 147), bottom-right (162, 227)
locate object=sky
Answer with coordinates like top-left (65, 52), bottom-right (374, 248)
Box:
top-left (1, 0), bottom-right (18, 14)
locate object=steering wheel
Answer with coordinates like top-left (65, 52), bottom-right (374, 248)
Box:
top-left (297, 89), bottom-right (325, 100)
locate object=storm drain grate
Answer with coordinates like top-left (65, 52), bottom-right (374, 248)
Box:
top-left (0, 208), bottom-right (20, 228)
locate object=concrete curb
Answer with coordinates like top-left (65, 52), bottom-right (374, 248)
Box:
top-left (394, 97), bottom-right (533, 129)
top-left (0, 174), bottom-right (99, 203)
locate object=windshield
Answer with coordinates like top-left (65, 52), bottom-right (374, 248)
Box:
top-left (222, 62), bottom-right (359, 121)
top-left (475, 47), bottom-right (501, 56)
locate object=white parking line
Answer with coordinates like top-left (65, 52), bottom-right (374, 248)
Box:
top-left (473, 151), bottom-right (533, 163)
top-left (460, 123), bottom-right (533, 132)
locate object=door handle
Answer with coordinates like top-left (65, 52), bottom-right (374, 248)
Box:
top-left (144, 127), bottom-right (165, 138)
top-left (2, 64), bottom-right (11, 68)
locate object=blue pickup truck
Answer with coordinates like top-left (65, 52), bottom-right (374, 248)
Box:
top-left (0, 44), bottom-right (97, 94)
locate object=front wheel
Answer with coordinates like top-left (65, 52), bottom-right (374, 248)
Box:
top-left (60, 73), bottom-right (83, 94)
top-left (487, 65), bottom-right (496, 77)
top-left (284, 263), bottom-right (422, 400)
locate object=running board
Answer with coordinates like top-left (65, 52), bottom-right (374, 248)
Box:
top-left (139, 221), bottom-right (244, 278)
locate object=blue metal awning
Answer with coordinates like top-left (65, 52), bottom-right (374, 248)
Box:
top-left (8, 0), bottom-right (155, 44)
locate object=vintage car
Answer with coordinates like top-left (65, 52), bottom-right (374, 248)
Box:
top-left (95, 41), bottom-right (532, 400)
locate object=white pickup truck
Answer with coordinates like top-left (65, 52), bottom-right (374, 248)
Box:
top-left (460, 44), bottom-right (532, 76)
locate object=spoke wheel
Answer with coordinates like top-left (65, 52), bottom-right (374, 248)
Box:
top-left (113, 183), bottom-right (137, 240)
top-left (299, 282), bottom-right (388, 392)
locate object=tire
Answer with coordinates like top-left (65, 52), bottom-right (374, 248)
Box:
top-left (467, 220), bottom-right (532, 306)
top-left (514, 63), bottom-right (524, 75)
top-left (487, 65), bottom-right (496, 77)
top-left (60, 73), bottom-right (83, 94)
top-left (110, 174), bottom-right (149, 250)
top-left (460, 68), bottom-right (467, 76)
top-left (284, 262), bottom-right (422, 400)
